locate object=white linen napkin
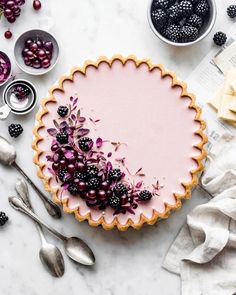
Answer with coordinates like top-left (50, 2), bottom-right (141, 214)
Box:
top-left (162, 133), bottom-right (236, 295)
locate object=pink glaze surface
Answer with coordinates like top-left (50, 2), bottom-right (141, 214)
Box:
top-left (37, 59), bottom-right (202, 226)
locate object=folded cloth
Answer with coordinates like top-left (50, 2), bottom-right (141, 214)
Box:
top-left (162, 133), bottom-right (236, 295)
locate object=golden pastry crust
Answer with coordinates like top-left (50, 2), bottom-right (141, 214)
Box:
top-left (32, 55), bottom-right (208, 231)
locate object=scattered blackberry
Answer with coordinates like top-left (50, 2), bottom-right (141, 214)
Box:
top-left (178, 1), bottom-right (193, 18)
top-left (87, 177), bottom-right (100, 189)
top-left (74, 171), bottom-right (87, 181)
top-left (68, 183), bottom-right (79, 195)
top-left (186, 14), bottom-right (202, 29)
top-left (86, 165), bottom-right (98, 178)
top-left (168, 5), bottom-right (181, 22)
top-left (56, 132), bottom-right (68, 144)
top-left (113, 183), bottom-right (128, 197)
top-left (227, 5), bottom-right (236, 18)
top-left (164, 24), bottom-right (182, 42)
top-left (152, 0), bottom-right (175, 10)
top-left (109, 195), bottom-right (121, 209)
top-left (108, 168), bottom-right (122, 182)
top-left (58, 168), bottom-right (68, 182)
top-left (151, 9), bottom-right (167, 30)
top-left (213, 32), bottom-right (227, 46)
top-left (195, 0), bottom-right (209, 16)
top-left (181, 26), bottom-right (199, 42)
top-left (57, 106), bottom-right (69, 117)
top-left (78, 137), bottom-right (93, 152)
top-left (8, 124), bottom-right (23, 138)
top-left (139, 190), bottom-right (153, 201)
top-left (0, 212), bottom-right (8, 226)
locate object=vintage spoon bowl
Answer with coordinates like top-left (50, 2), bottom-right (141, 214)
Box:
top-left (15, 178), bottom-right (65, 277)
top-left (39, 242), bottom-right (65, 277)
top-left (9, 196), bottom-right (95, 266)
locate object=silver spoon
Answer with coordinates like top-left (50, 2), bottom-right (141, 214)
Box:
top-left (15, 178), bottom-right (65, 277)
top-left (9, 196), bottom-right (95, 266)
top-left (0, 135), bottom-right (61, 219)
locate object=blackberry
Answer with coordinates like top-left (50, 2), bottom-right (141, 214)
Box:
top-left (151, 9), bottom-right (167, 30)
top-left (74, 171), bottom-right (87, 181)
top-left (139, 190), bottom-right (153, 201)
top-left (0, 212), bottom-right (8, 226)
top-left (113, 183), bottom-right (128, 197)
top-left (57, 105), bottom-right (69, 117)
top-left (152, 0), bottom-right (175, 10)
top-left (227, 5), bottom-right (236, 18)
top-left (109, 195), bottom-right (121, 209)
top-left (195, 0), bottom-right (209, 16)
top-left (12, 85), bottom-right (31, 100)
top-left (8, 124), bottom-right (23, 138)
top-left (164, 24), bottom-right (182, 42)
top-left (181, 26), bottom-right (199, 42)
top-left (78, 137), bottom-right (93, 152)
top-left (168, 5), bottom-right (181, 22)
top-left (186, 14), bottom-right (202, 29)
top-left (87, 177), bottom-right (100, 189)
top-left (179, 1), bottom-right (193, 18)
top-left (189, 0), bottom-right (200, 4)
top-left (108, 168), bottom-right (122, 182)
top-left (86, 165), bottom-right (98, 178)
top-left (68, 183), bottom-right (79, 195)
top-left (58, 168), bottom-right (68, 182)
top-left (56, 132), bottom-right (68, 144)
top-left (213, 32), bottom-right (227, 46)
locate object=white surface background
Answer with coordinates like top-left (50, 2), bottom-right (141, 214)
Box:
top-left (0, 0), bottom-right (232, 294)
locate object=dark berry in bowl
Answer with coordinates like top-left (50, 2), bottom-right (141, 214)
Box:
top-left (178, 1), bottom-right (193, 18)
top-left (148, 0), bottom-right (216, 46)
top-left (151, 9), bottom-right (167, 30)
top-left (14, 29), bottom-right (59, 75)
top-left (213, 32), bottom-right (227, 46)
top-left (87, 177), bottom-right (100, 189)
top-left (8, 123), bottom-right (23, 138)
top-left (195, 0), bottom-right (209, 16)
top-left (86, 165), bottom-right (98, 178)
top-left (152, 0), bottom-right (175, 10)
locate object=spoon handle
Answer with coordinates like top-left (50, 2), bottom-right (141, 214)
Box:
top-left (12, 162), bottom-right (61, 219)
top-left (9, 196), bottom-right (66, 242)
top-left (15, 178), bottom-right (47, 244)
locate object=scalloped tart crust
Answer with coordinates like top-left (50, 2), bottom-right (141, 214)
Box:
top-left (33, 56), bottom-right (207, 231)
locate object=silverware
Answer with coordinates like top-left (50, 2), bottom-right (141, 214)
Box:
top-left (9, 196), bottom-right (95, 266)
top-left (0, 135), bottom-right (61, 219)
top-left (15, 178), bottom-right (65, 277)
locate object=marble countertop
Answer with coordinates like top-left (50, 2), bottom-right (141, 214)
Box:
top-left (0, 0), bottom-right (232, 294)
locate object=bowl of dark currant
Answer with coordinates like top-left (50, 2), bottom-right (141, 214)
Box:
top-left (14, 29), bottom-right (59, 75)
top-left (147, 0), bottom-right (217, 46)
top-left (0, 51), bottom-right (12, 87)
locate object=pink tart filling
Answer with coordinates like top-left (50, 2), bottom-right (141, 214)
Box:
top-left (36, 58), bottom-right (204, 227)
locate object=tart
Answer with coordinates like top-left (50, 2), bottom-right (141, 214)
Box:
top-left (33, 55), bottom-right (207, 231)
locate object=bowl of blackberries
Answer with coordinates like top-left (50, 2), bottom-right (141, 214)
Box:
top-left (14, 29), bottom-right (59, 75)
top-left (148, 0), bottom-right (217, 46)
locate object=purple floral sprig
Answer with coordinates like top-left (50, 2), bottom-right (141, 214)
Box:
top-left (46, 96), bottom-right (161, 215)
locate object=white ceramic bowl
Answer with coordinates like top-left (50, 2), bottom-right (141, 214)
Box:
top-left (14, 29), bottom-right (59, 75)
top-left (147, 0), bottom-right (217, 46)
